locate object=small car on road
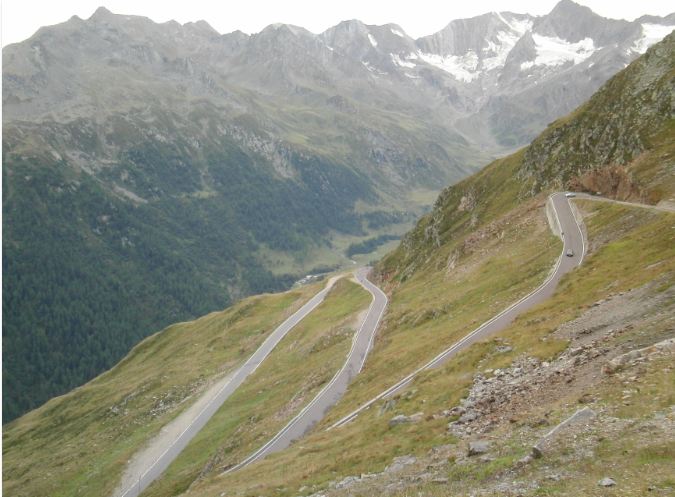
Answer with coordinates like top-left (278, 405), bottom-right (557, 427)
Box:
top-left (566, 249), bottom-right (574, 257)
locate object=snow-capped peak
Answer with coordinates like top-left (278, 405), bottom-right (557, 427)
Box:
top-left (417, 51), bottom-right (480, 82)
top-left (481, 14), bottom-right (534, 71)
top-left (520, 34), bottom-right (596, 70)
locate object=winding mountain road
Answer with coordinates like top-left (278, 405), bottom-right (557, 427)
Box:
top-left (574, 192), bottom-right (675, 213)
top-left (224, 267), bottom-right (388, 472)
top-left (117, 275), bottom-right (343, 497)
top-left (120, 191), bottom-right (590, 489)
top-left (328, 192), bottom-right (585, 430)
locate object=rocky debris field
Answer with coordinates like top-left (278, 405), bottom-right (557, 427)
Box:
top-left (302, 279), bottom-right (675, 496)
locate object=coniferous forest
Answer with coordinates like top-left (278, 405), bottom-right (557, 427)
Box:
top-left (2, 136), bottom-right (382, 421)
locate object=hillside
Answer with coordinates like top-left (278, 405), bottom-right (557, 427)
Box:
top-left (145, 30), bottom-right (675, 496)
top-left (2, 277), bottom-right (371, 497)
top-left (381, 30), bottom-right (675, 280)
top-left (208, 200), bottom-right (672, 497)
top-left (180, 32), bottom-right (673, 497)
top-left (3, 1), bottom-right (673, 421)
top-left (4, 23), bottom-right (673, 497)
top-left (0, 8), bottom-right (469, 422)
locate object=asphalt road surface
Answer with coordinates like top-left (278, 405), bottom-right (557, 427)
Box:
top-left (225, 267), bottom-right (388, 472)
top-left (117, 276), bottom-right (341, 497)
top-left (328, 192), bottom-right (585, 430)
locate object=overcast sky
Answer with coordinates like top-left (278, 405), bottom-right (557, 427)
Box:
top-left (2, 0), bottom-right (674, 47)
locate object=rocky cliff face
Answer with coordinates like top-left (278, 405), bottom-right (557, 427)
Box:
top-left (521, 31), bottom-right (675, 190)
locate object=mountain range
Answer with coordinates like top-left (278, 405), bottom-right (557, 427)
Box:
top-left (4, 28), bottom-right (673, 497)
top-left (2, 1), bottom-right (674, 421)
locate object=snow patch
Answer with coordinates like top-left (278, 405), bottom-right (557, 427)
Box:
top-left (521, 34), bottom-right (596, 70)
top-left (418, 50), bottom-right (480, 82)
top-left (456, 13), bottom-right (534, 73)
top-left (391, 53), bottom-right (416, 68)
top-left (368, 33), bottom-right (378, 47)
top-left (632, 23), bottom-right (674, 54)
top-left (495, 12), bottom-right (532, 36)
top-left (391, 28), bottom-right (406, 38)
top-left (482, 29), bottom-right (523, 71)
top-left (362, 60), bottom-right (386, 75)
top-left (509, 18), bottom-right (534, 36)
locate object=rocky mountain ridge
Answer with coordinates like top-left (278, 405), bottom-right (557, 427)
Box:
top-left (5, 2), bottom-right (674, 144)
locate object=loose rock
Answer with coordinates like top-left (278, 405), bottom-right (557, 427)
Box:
top-left (385, 455), bottom-right (417, 473)
top-left (389, 414), bottom-right (410, 427)
top-left (468, 440), bottom-right (490, 456)
top-left (531, 407), bottom-right (596, 458)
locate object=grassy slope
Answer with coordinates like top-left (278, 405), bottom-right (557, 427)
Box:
top-left (2, 280), bottom-right (326, 497)
top-left (142, 278), bottom-right (370, 497)
top-left (182, 35), bottom-right (675, 497)
top-left (189, 191), bottom-right (674, 497)
top-left (180, 192), bottom-right (561, 496)
top-left (322, 192), bottom-right (559, 423)
top-left (631, 119), bottom-right (675, 202)
top-left (385, 201), bottom-right (675, 496)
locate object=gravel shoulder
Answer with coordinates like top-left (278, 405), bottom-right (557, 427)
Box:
top-left (114, 370), bottom-right (235, 496)
top-left (114, 275), bottom-right (344, 497)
